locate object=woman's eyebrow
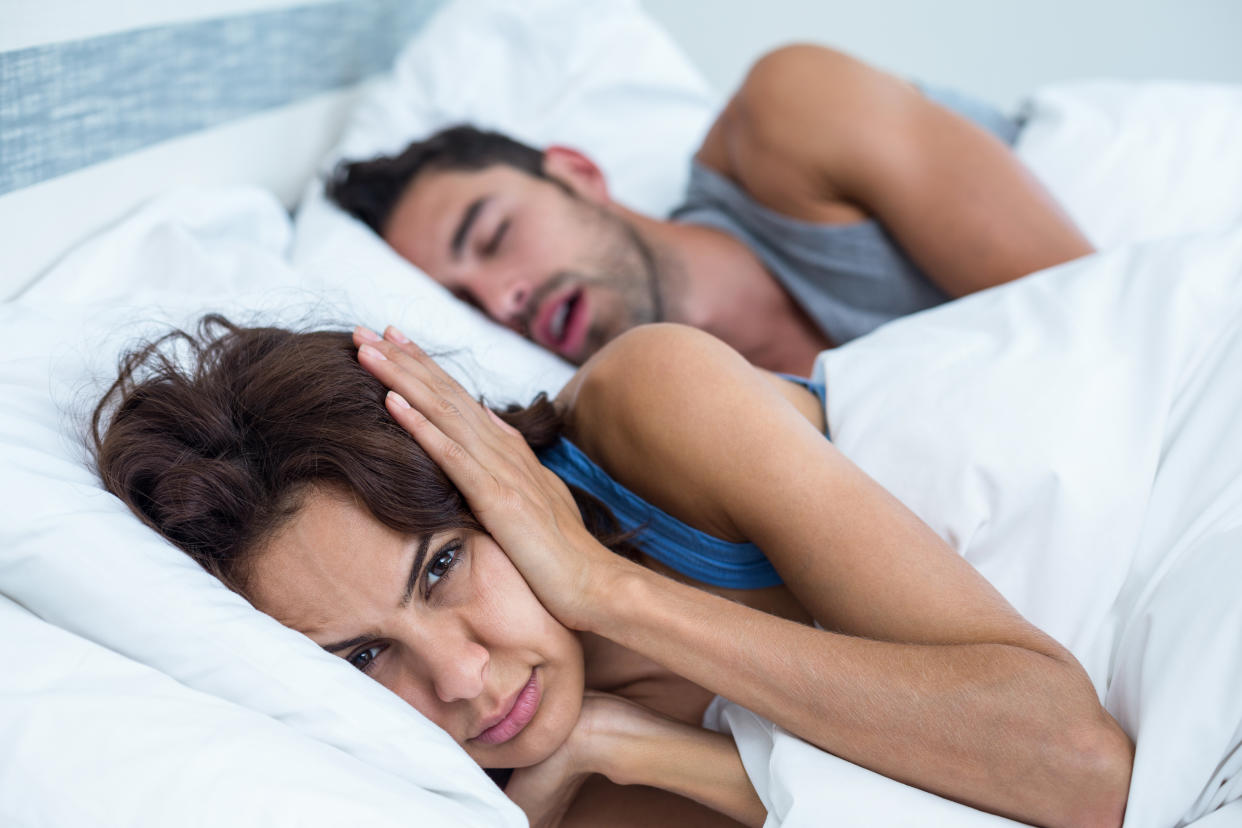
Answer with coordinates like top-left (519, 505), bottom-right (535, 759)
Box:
top-left (399, 534), bottom-right (433, 608)
top-left (322, 634), bottom-right (371, 655)
top-left (320, 535), bottom-right (433, 654)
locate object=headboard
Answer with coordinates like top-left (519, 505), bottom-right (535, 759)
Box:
top-left (0, 0), bottom-right (445, 300)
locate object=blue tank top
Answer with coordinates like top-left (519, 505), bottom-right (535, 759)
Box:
top-left (668, 84), bottom-right (1024, 345)
top-left (537, 377), bottom-right (827, 590)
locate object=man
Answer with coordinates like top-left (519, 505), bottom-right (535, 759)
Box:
top-left (329, 45), bottom-right (1093, 375)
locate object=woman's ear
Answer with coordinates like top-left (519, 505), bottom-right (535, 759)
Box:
top-left (542, 146), bottom-right (611, 205)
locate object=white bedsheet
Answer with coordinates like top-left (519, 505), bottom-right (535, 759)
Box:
top-left (0, 189), bottom-right (545, 828)
top-left (11, 195), bottom-right (1239, 827)
top-left (0, 596), bottom-right (497, 828)
top-left (1015, 81), bottom-right (1242, 250)
top-left (706, 227), bottom-right (1242, 827)
top-left (7, 0), bottom-right (1242, 818)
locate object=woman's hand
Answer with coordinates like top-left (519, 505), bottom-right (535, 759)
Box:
top-left (352, 325), bottom-right (623, 629)
top-left (509, 691), bottom-right (765, 828)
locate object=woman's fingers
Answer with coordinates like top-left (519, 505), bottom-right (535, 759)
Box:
top-left (486, 405), bottom-right (525, 439)
top-left (355, 325), bottom-right (529, 492)
top-left (356, 327), bottom-right (516, 436)
top-left (359, 322), bottom-right (577, 524)
top-left (354, 326), bottom-right (449, 393)
top-left (381, 325), bottom-right (477, 407)
top-left (355, 329), bottom-right (495, 439)
top-left (383, 388), bottom-right (497, 498)
top-left (351, 325), bottom-right (382, 347)
top-left (356, 324), bottom-right (614, 630)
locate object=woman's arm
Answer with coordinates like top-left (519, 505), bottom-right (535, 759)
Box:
top-left (357, 325), bottom-right (1131, 828)
top-left (578, 693), bottom-right (765, 827)
top-left (560, 325), bottom-right (1132, 828)
top-left (510, 691), bottom-right (763, 828)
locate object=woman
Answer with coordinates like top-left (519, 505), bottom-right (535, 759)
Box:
top-left (93, 315), bottom-right (1132, 827)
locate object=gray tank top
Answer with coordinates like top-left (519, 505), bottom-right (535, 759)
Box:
top-left (668, 85), bottom-right (1024, 345)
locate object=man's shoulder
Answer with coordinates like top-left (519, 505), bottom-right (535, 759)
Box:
top-left (691, 44), bottom-right (879, 224)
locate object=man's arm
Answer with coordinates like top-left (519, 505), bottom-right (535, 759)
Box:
top-left (696, 44), bottom-right (1093, 296)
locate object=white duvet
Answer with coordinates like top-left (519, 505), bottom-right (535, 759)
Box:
top-left (6, 0), bottom-right (1242, 823)
top-left (706, 227), bottom-right (1242, 827)
top-left (6, 202), bottom-right (1240, 828)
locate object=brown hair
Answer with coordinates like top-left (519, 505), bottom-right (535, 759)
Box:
top-left (327, 125), bottom-right (547, 237)
top-left (91, 314), bottom-right (635, 595)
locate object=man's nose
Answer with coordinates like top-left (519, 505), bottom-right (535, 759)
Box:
top-left (426, 637), bottom-right (489, 704)
top-left (474, 271), bottom-right (532, 331)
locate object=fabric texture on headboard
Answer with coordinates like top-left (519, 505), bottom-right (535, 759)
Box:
top-left (1, 0), bottom-right (443, 196)
top-left (0, 0), bottom-right (444, 299)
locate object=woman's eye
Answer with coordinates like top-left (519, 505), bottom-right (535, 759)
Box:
top-left (348, 645), bottom-right (384, 673)
top-left (425, 543), bottom-right (461, 594)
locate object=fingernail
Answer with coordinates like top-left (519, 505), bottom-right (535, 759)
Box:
top-left (385, 326), bottom-right (410, 344)
top-left (355, 326), bottom-right (381, 342)
top-left (387, 390), bottom-right (410, 409)
top-left (359, 344), bottom-right (387, 361)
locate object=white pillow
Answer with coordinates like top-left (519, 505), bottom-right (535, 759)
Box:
top-left (0, 596), bottom-right (496, 828)
top-left (6, 0), bottom-right (718, 814)
top-left (699, 228), bottom-right (1242, 827)
top-left (319, 0), bottom-right (719, 215)
top-left (292, 0), bottom-right (719, 360)
top-left (0, 193), bottom-right (533, 826)
top-left (301, 0), bottom-right (1242, 379)
top-left (1015, 80), bottom-right (1242, 249)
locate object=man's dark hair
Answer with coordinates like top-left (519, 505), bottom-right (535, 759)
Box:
top-left (326, 125), bottom-right (545, 236)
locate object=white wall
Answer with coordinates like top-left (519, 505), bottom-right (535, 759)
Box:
top-left (643, 0), bottom-right (1242, 109)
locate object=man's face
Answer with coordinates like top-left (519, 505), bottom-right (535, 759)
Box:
top-left (382, 164), bottom-right (662, 364)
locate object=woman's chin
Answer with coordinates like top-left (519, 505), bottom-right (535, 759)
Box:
top-left (470, 728), bottom-right (565, 769)
top-left (466, 628), bottom-right (587, 769)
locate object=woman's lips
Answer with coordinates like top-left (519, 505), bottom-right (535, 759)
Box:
top-left (474, 671), bottom-right (540, 746)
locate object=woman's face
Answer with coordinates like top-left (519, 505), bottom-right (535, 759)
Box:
top-left (247, 487), bottom-right (585, 768)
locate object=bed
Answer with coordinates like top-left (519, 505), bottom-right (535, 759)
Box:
top-left (3, 1), bottom-right (1242, 825)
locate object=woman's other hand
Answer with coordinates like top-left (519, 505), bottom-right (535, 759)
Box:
top-left (509, 691), bottom-right (764, 828)
top-left (501, 694), bottom-right (592, 828)
top-left (353, 325), bottom-right (623, 629)
top-left (504, 691), bottom-right (650, 827)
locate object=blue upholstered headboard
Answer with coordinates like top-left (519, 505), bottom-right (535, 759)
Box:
top-left (0, 0), bottom-right (445, 298)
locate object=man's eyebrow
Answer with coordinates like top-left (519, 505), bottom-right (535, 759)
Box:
top-left (451, 197), bottom-right (488, 260)
top-left (399, 534), bottom-right (433, 609)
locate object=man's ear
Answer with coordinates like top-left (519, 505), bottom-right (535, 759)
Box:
top-left (542, 146), bottom-right (611, 204)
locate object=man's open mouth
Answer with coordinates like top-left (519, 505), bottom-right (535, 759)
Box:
top-left (536, 287), bottom-right (588, 357)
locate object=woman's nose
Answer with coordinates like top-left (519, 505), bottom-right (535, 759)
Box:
top-left (427, 638), bottom-right (489, 704)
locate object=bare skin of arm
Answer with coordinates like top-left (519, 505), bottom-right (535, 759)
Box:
top-left (358, 324), bottom-right (1132, 828)
top-left (696, 44), bottom-right (1093, 297)
top-left (505, 685), bottom-right (761, 828)
top-left (563, 698), bottom-right (762, 828)
top-left (558, 326), bottom-right (1132, 828)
